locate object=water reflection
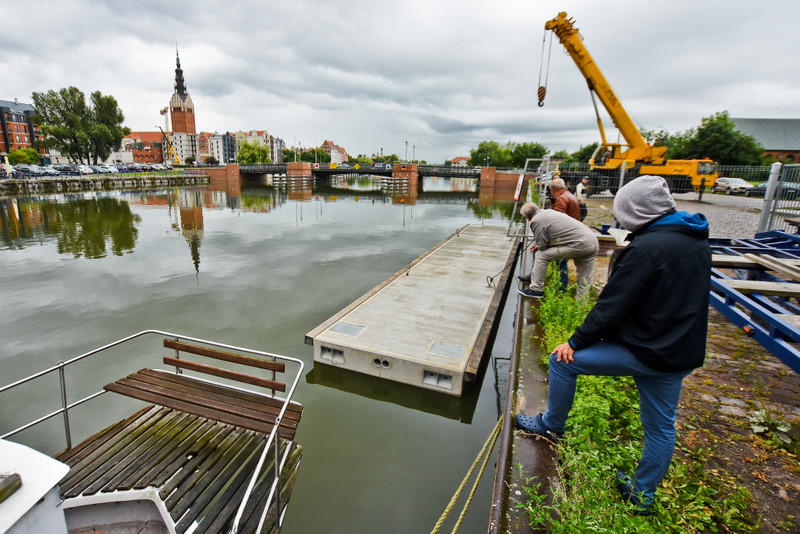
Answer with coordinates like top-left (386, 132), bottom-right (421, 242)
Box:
top-left (0, 175), bottom-right (524, 266)
top-left (0, 195), bottom-right (141, 258)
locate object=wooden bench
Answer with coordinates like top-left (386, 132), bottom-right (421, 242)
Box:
top-left (104, 339), bottom-right (302, 439)
top-left (55, 338), bottom-right (304, 533)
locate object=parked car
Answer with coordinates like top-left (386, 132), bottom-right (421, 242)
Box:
top-left (90, 165), bottom-right (110, 174)
top-left (41, 165), bottom-right (61, 175)
top-left (104, 165), bottom-right (119, 173)
top-left (744, 181), bottom-right (800, 200)
top-left (710, 177), bottom-right (755, 195)
top-left (14, 164), bottom-right (47, 176)
top-left (77, 165), bottom-right (94, 174)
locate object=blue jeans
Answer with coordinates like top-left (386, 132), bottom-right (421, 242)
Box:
top-left (542, 340), bottom-right (692, 503)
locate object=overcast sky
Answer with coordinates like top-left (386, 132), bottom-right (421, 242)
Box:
top-left (3, 0), bottom-right (798, 163)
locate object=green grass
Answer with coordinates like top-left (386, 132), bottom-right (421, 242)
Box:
top-left (518, 270), bottom-right (758, 532)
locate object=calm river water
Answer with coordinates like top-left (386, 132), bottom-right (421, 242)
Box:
top-left (0, 175), bottom-right (522, 533)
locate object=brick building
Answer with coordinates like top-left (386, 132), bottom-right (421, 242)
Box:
top-left (123, 132), bottom-right (165, 163)
top-left (320, 140), bottom-right (349, 164)
top-left (733, 118), bottom-right (800, 163)
top-left (0, 99), bottom-right (44, 157)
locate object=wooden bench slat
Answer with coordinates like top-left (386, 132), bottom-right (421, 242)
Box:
top-left (116, 375), bottom-right (298, 431)
top-left (163, 339), bottom-right (286, 373)
top-left (163, 356), bottom-right (286, 393)
top-left (135, 369), bottom-right (302, 422)
top-left (105, 381), bottom-right (296, 439)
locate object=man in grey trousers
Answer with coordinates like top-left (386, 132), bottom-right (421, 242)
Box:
top-left (518, 202), bottom-right (598, 300)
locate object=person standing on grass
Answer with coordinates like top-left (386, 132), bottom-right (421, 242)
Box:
top-left (517, 202), bottom-right (598, 300)
top-left (515, 175), bottom-right (711, 515)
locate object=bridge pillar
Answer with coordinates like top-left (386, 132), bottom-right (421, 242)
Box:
top-left (286, 162), bottom-right (312, 178)
top-left (392, 163), bottom-right (418, 203)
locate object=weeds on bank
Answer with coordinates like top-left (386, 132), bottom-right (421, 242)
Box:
top-left (518, 273), bottom-right (758, 532)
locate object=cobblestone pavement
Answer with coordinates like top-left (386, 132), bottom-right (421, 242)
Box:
top-left (588, 192), bottom-right (777, 239)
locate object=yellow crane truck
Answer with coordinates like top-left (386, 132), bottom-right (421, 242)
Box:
top-left (541, 12), bottom-right (717, 194)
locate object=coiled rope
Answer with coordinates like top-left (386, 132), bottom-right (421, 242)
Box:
top-left (430, 416), bottom-right (503, 534)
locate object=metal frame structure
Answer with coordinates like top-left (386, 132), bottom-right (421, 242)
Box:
top-left (710, 231), bottom-right (800, 374)
top-left (0, 329), bottom-right (305, 534)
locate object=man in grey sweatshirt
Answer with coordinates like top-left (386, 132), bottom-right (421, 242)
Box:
top-left (519, 202), bottom-right (598, 300)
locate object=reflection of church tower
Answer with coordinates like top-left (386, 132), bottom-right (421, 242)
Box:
top-left (177, 189), bottom-right (204, 274)
top-left (169, 47), bottom-right (197, 162)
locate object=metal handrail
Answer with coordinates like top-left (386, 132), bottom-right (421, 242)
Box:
top-left (0, 329), bottom-right (305, 534)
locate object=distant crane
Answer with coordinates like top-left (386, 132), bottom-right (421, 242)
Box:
top-left (159, 107), bottom-right (181, 165)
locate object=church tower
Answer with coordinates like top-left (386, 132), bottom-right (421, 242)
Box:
top-left (170, 49), bottom-right (196, 134)
top-left (168, 47), bottom-right (197, 163)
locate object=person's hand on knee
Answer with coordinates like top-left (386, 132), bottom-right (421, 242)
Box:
top-left (552, 342), bottom-right (574, 364)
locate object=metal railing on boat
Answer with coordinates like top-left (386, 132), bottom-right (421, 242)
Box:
top-left (0, 329), bottom-right (305, 534)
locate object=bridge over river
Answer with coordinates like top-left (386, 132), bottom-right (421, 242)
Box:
top-left (239, 162), bottom-right (483, 179)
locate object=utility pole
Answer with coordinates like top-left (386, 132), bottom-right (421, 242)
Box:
top-left (405, 141), bottom-right (408, 162)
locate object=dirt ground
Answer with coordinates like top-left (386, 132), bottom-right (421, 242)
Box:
top-left (679, 310), bottom-right (800, 532)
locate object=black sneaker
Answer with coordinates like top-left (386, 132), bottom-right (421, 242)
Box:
top-left (616, 472), bottom-right (652, 516)
top-left (518, 288), bottom-right (544, 298)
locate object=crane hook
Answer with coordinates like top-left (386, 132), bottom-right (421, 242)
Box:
top-left (537, 86), bottom-right (547, 107)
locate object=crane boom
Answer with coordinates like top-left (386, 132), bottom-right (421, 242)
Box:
top-left (545, 12), bottom-right (667, 165)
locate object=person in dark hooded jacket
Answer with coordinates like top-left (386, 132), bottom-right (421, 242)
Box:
top-left (515, 175), bottom-right (711, 515)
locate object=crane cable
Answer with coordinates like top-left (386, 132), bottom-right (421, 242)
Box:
top-left (537, 29), bottom-right (553, 107)
top-left (429, 416), bottom-right (503, 534)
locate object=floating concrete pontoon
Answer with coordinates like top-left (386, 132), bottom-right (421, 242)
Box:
top-left (305, 224), bottom-right (519, 396)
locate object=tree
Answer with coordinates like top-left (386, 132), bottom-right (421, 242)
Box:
top-left (510, 142), bottom-right (548, 168)
top-left (469, 141), bottom-right (512, 167)
top-left (551, 150), bottom-right (569, 159)
top-left (237, 141), bottom-right (271, 164)
top-left (564, 143), bottom-right (599, 164)
top-left (679, 111), bottom-right (764, 166)
top-left (205, 156), bottom-right (218, 166)
top-left (32, 87), bottom-right (129, 165)
top-left (300, 148), bottom-right (329, 163)
top-left (8, 147), bottom-right (41, 165)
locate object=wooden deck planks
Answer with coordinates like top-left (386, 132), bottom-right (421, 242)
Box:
top-left (57, 404), bottom-right (300, 533)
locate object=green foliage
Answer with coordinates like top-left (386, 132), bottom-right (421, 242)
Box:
top-left (662, 111), bottom-right (764, 165)
top-left (468, 140), bottom-right (548, 168)
top-left (7, 147), bottom-right (41, 165)
top-left (552, 149), bottom-right (569, 159)
top-left (32, 86), bottom-right (129, 165)
top-left (517, 274), bottom-right (758, 532)
top-left (184, 156), bottom-right (195, 165)
top-left (300, 147), bottom-right (330, 163)
top-left (562, 143), bottom-right (599, 164)
top-left (237, 141), bottom-right (271, 164)
top-left (204, 155), bottom-right (218, 166)
top-left (748, 408), bottom-right (793, 449)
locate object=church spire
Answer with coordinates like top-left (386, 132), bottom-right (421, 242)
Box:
top-left (174, 45), bottom-right (187, 100)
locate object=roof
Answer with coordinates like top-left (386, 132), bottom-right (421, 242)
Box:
top-left (0, 99), bottom-right (36, 114)
top-left (452, 156), bottom-right (469, 163)
top-left (731, 118), bottom-right (800, 151)
top-left (127, 131), bottom-right (164, 144)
